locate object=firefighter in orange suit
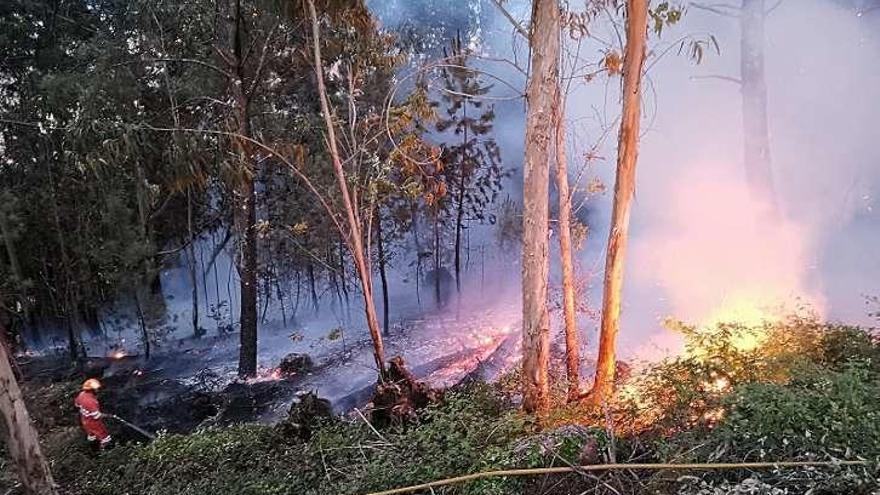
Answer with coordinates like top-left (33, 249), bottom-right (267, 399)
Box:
top-left (74, 378), bottom-right (112, 450)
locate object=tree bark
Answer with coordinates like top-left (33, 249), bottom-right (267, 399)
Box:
top-left (0, 333), bottom-right (57, 495)
top-left (308, 0), bottom-right (386, 379)
top-left (224, 0), bottom-right (259, 378)
top-left (588, 0), bottom-right (649, 405)
top-left (521, 0), bottom-right (559, 416)
top-left (740, 0), bottom-right (777, 215)
top-left (554, 86), bottom-right (580, 401)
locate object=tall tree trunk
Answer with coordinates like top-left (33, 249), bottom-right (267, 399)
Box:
top-left (375, 210), bottom-right (390, 336)
top-left (0, 332), bottom-right (57, 495)
top-left (187, 190), bottom-right (203, 338)
top-left (588, 0), bottom-right (649, 404)
top-left (741, 0), bottom-right (777, 214)
top-left (225, 0), bottom-right (259, 377)
top-left (554, 86), bottom-right (580, 401)
top-left (308, 0), bottom-right (386, 379)
top-left (521, 0), bottom-right (559, 416)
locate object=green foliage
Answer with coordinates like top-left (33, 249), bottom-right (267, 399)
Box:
top-left (715, 364), bottom-right (880, 461)
top-left (49, 382), bottom-right (528, 495)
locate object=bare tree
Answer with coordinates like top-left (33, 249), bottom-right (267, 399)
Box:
top-left (554, 85), bottom-right (581, 401)
top-left (521, 0), bottom-right (560, 415)
top-left (0, 331), bottom-right (58, 495)
top-left (218, 0), bottom-right (262, 377)
top-left (587, 0), bottom-right (649, 404)
top-left (307, 0), bottom-right (386, 378)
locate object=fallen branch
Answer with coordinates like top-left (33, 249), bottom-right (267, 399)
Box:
top-left (364, 460), bottom-right (871, 495)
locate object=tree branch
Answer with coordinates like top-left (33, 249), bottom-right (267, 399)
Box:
top-left (690, 74), bottom-right (742, 85)
top-left (690, 2), bottom-right (741, 17)
top-left (246, 23), bottom-right (280, 99)
top-left (766, 0), bottom-right (784, 15)
top-left (488, 0), bottom-right (529, 39)
top-left (114, 58), bottom-right (235, 80)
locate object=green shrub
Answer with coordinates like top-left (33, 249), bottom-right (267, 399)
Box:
top-left (713, 364), bottom-right (880, 462)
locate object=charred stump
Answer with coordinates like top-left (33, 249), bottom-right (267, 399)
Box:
top-left (368, 356), bottom-right (440, 427)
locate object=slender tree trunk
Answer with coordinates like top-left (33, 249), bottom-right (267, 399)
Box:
top-left (338, 239), bottom-right (350, 307)
top-left (134, 293), bottom-right (150, 360)
top-left (375, 210), bottom-right (390, 336)
top-left (588, 0), bottom-right (649, 404)
top-left (294, 270), bottom-right (302, 316)
top-left (0, 332), bottom-right (58, 495)
top-left (187, 190), bottom-right (203, 338)
top-left (433, 213), bottom-right (442, 307)
top-left (275, 269), bottom-right (287, 327)
top-left (454, 106), bottom-right (468, 297)
top-left (225, 0), bottom-right (259, 377)
top-left (741, 0), bottom-right (777, 214)
top-left (411, 201), bottom-right (423, 308)
top-left (308, 263), bottom-right (319, 313)
top-left (521, 0), bottom-right (560, 416)
top-left (308, 0), bottom-right (386, 378)
top-left (554, 86), bottom-right (580, 401)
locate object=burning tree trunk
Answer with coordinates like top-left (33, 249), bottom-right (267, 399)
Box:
top-left (554, 86), bottom-right (580, 401)
top-left (0, 333), bottom-right (58, 495)
top-left (223, 0), bottom-right (259, 378)
top-left (588, 0), bottom-right (648, 405)
top-left (521, 0), bottom-right (559, 415)
top-left (308, 0), bottom-right (386, 378)
top-left (741, 0), bottom-right (777, 214)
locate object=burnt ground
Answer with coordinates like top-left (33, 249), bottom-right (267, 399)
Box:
top-left (16, 303), bottom-right (533, 442)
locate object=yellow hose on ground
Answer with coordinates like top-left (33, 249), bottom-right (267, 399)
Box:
top-left (364, 460), bottom-right (872, 495)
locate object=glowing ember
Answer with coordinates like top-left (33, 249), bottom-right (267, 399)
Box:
top-left (109, 350), bottom-right (127, 360)
top-left (132, 369), bottom-right (144, 376)
top-left (246, 367), bottom-right (284, 383)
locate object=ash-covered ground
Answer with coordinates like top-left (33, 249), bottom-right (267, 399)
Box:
top-left (16, 296), bottom-right (533, 440)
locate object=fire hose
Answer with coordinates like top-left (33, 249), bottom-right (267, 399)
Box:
top-left (364, 460), bottom-right (873, 495)
top-left (107, 414), bottom-right (156, 440)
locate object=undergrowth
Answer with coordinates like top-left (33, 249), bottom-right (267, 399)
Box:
top-left (11, 320), bottom-right (880, 494)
